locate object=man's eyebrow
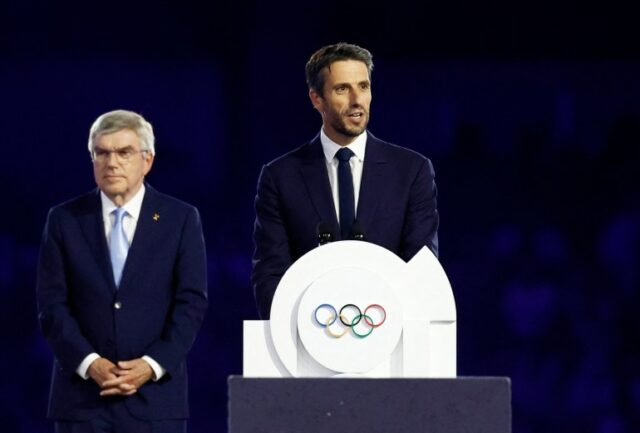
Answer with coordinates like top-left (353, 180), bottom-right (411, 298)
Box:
top-left (332, 79), bottom-right (370, 87)
top-left (94, 145), bottom-right (135, 152)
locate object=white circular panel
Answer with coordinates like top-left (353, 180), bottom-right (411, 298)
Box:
top-left (269, 241), bottom-right (408, 376)
top-left (296, 267), bottom-right (403, 373)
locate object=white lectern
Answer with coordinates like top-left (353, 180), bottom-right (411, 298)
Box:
top-left (232, 241), bottom-right (511, 433)
top-left (244, 241), bottom-right (456, 377)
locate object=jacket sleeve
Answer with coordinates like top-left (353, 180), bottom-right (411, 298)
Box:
top-left (145, 207), bottom-right (208, 376)
top-left (399, 157), bottom-right (439, 261)
top-left (36, 208), bottom-right (96, 373)
top-left (251, 164), bottom-right (293, 320)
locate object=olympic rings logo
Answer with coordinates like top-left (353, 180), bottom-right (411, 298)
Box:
top-left (314, 304), bottom-right (387, 338)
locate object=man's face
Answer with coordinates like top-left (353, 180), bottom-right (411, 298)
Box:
top-left (310, 60), bottom-right (372, 145)
top-left (92, 128), bottom-right (154, 206)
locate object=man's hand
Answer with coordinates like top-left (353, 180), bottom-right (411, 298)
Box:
top-left (87, 357), bottom-right (118, 388)
top-left (99, 358), bottom-right (154, 397)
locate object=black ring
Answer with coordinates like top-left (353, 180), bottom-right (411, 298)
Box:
top-left (339, 304), bottom-right (362, 327)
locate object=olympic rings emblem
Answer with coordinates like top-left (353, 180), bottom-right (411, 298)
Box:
top-left (314, 304), bottom-right (387, 338)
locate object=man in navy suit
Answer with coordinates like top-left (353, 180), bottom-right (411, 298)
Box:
top-left (37, 110), bottom-right (208, 432)
top-left (251, 43), bottom-right (439, 319)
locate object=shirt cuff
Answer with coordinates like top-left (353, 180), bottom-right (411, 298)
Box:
top-left (142, 355), bottom-right (166, 381)
top-left (77, 353), bottom-right (101, 379)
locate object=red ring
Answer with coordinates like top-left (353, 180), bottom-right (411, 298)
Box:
top-left (363, 304), bottom-right (386, 327)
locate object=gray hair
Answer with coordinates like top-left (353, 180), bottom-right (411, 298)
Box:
top-left (88, 109), bottom-right (156, 156)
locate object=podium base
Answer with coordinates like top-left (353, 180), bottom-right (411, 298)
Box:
top-left (228, 376), bottom-right (511, 433)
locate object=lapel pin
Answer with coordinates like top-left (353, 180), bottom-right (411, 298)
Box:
top-left (153, 213), bottom-right (160, 221)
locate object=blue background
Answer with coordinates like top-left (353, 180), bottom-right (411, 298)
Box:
top-left (2, 1), bottom-right (639, 432)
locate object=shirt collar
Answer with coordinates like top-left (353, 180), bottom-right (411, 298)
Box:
top-left (101, 184), bottom-right (146, 221)
top-left (320, 128), bottom-right (367, 164)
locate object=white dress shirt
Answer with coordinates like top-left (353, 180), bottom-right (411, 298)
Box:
top-left (101, 185), bottom-right (145, 247)
top-left (76, 185), bottom-right (166, 381)
top-left (320, 128), bottom-right (367, 219)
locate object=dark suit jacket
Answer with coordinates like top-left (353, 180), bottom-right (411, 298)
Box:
top-left (251, 132), bottom-right (439, 319)
top-left (36, 184), bottom-right (208, 421)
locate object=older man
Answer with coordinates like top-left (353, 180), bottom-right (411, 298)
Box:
top-left (37, 110), bottom-right (208, 432)
top-left (251, 43), bottom-right (439, 319)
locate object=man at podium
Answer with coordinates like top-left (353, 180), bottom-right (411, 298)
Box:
top-left (251, 42), bottom-right (439, 319)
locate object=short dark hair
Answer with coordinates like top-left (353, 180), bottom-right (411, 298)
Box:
top-left (305, 42), bottom-right (374, 95)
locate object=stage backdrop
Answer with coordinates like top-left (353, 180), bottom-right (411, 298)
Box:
top-left (2, 2), bottom-right (639, 432)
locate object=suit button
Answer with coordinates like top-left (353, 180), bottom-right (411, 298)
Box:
top-left (114, 301), bottom-right (122, 309)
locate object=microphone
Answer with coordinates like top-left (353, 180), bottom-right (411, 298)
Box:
top-left (316, 221), bottom-right (337, 246)
top-left (351, 220), bottom-right (365, 241)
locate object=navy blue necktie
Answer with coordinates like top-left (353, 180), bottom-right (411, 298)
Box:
top-left (336, 147), bottom-right (355, 240)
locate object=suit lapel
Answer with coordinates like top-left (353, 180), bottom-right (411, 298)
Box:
top-left (78, 189), bottom-right (117, 290)
top-left (357, 133), bottom-right (387, 233)
top-left (300, 136), bottom-right (339, 229)
top-left (118, 185), bottom-right (163, 290)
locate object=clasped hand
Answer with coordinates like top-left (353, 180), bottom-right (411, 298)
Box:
top-left (88, 357), bottom-right (154, 397)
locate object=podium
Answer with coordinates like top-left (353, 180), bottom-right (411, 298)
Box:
top-left (238, 241), bottom-right (511, 431)
top-left (245, 242), bottom-right (457, 377)
top-left (228, 377), bottom-right (511, 433)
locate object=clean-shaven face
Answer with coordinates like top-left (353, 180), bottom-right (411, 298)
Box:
top-left (92, 128), bottom-right (154, 206)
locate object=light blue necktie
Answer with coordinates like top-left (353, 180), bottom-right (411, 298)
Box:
top-left (109, 208), bottom-right (129, 287)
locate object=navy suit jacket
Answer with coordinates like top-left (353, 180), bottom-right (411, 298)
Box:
top-left (37, 185), bottom-right (208, 421)
top-left (251, 132), bottom-right (439, 319)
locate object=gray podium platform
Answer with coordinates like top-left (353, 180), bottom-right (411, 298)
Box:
top-left (228, 376), bottom-right (511, 433)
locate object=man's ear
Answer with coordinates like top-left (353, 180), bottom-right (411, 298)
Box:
top-left (309, 88), bottom-right (323, 112)
top-left (142, 153), bottom-right (155, 176)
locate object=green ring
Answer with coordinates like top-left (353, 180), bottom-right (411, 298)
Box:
top-left (350, 314), bottom-right (374, 338)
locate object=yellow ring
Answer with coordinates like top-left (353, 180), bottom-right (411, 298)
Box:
top-left (325, 314), bottom-right (350, 338)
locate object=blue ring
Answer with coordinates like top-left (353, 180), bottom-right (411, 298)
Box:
top-left (314, 304), bottom-right (337, 327)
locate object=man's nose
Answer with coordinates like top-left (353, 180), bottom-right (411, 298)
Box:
top-left (106, 151), bottom-right (120, 166)
top-left (351, 90), bottom-right (364, 106)
top-left (352, 87), bottom-right (369, 106)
